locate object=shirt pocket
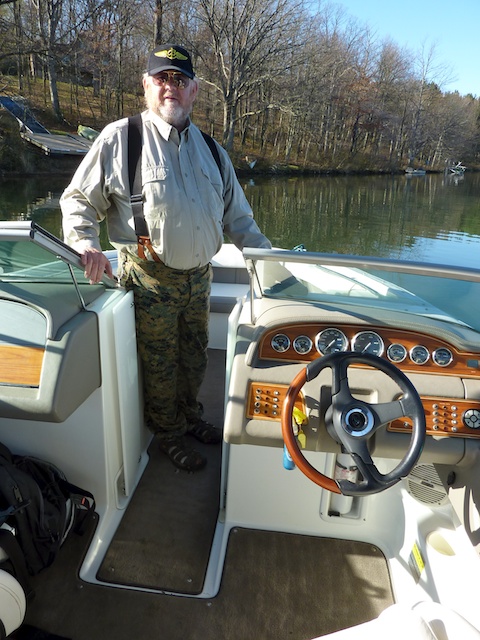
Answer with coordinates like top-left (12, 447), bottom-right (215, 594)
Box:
top-left (141, 165), bottom-right (172, 244)
top-left (143, 164), bottom-right (168, 185)
top-left (199, 165), bottom-right (224, 223)
top-left (142, 164), bottom-right (170, 217)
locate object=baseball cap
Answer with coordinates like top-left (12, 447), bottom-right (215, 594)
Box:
top-left (146, 44), bottom-right (195, 79)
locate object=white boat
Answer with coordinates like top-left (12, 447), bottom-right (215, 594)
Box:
top-left (405, 167), bottom-right (426, 176)
top-left (449, 162), bottom-right (467, 175)
top-left (1, 222), bottom-right (480, 639)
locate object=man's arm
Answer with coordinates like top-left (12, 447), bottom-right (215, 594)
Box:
top-left (220, 153), bottom-right (272, 250)
top-left (60, 135), bottom-right (115, 283)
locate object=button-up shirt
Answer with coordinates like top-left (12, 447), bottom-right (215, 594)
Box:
top-left (61, 110), bottom-right (271, 270)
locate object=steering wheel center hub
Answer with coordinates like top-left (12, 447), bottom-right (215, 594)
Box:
top-left (344, 407), bottom-right (374, 436)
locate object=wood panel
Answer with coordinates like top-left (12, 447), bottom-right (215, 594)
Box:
top-left (259, 323), bottom-right (480, 378)
top-left (246, 383), bottom-right (306, 420)
top-left (0, 345), bottom-right (44, 386)
top-left (389, 397), bottom-right (480, 438)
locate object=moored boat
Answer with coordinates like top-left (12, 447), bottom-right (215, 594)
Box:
top-left (1, 222), bottom-right (480, 639)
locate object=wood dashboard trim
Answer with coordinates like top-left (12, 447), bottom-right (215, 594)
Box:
top-left (389, 396), bottom-right (480, 438)
top-left (259, 323), bottom-right (480, 378)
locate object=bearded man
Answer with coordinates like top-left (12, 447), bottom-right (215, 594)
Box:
top-left (61, 44), bottom-right (271, 472)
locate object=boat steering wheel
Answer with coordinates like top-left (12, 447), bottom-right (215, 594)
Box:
top-left (281, 352), bottom-right (426, 496)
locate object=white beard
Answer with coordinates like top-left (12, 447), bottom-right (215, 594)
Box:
top-left (145, 91), bottom-right (190, 130)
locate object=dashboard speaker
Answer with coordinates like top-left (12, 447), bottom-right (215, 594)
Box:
top-left (407, 464), bottom-right (448, 506)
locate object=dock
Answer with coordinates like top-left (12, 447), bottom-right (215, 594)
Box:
top-left (0, 95), bottom-right (92, 156)
top-left (20, 131), bottom-right (92, 156)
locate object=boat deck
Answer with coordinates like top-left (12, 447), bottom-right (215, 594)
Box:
top-left (20, 350), bottom-right (393, 640)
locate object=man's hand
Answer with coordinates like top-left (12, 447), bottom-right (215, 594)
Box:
top-left (81, 248), bottom-right (114, 284)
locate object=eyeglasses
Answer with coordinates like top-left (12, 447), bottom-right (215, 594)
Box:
top-left (151, 71), bottom-right (190, 89)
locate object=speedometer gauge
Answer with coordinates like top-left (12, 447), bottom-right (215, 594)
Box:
top-left (351, 331), bottom-right (384, 356)
top-left (315, 328), bottom-right (348, 355)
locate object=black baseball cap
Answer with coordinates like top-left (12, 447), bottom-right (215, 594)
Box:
top-left (146, 44), bottom-right (195, 79)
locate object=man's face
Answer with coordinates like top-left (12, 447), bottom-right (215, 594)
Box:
top-left (143, 71), bottom-right (198, 131)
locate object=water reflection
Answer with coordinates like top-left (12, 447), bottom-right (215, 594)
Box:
top-left (1, 172), bottom-right (480, 268)
top-left (244, 173), bottom-right (480, 267)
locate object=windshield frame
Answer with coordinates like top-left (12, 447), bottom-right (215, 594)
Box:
top-left (0, 221), bottom-right (118, 288)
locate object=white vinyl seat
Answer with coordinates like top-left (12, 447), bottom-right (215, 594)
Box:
top-left (0, 569), bottom-right (26, 637)
top-left (313, 602), bottom-right (480, 640)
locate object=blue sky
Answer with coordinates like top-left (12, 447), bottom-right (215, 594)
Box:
top-left (336, 0), bottom-right (479, 97)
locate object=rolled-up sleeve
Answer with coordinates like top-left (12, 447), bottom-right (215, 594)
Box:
top-left (220, 151), bottom-right (272, 250)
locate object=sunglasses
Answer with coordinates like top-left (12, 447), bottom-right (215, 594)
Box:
top-left (151, 71), bottom-right (191, 89)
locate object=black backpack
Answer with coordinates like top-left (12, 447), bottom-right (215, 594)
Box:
top-left (0, 442), bottom-right (95, 579)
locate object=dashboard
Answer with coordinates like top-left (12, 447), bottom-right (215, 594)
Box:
top-left (254, 322), bottom-right (480, 439)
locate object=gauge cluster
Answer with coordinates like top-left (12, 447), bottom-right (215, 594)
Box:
top-left (258, 323), bottom-right (480, 377)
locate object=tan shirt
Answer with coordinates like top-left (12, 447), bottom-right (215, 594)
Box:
top-left (61, 110), bottom-right (271, 270)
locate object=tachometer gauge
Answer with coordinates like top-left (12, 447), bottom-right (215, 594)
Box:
top-left (315, 328), bottom-right (348, 355)
top-left (352, 331), bottom-right (384, 356)
top-left (432, 347), bottom-right (453, 367)
top-left (410, 345), bottom-right (430, 365)
top-left (271, 333), bottom-right (290, 353)
top-left (293, 335), bottom-right (313, 355)
top-left (387, 343), bottom-right (407, 363)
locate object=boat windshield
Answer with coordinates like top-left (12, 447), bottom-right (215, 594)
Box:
top-left (0, 221), bottom-right (116, 288)
top-left (243, 248), bottom-right (480, 334)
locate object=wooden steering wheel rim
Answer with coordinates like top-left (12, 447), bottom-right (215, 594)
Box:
top-left (281, 367), bottom-right (341, 494)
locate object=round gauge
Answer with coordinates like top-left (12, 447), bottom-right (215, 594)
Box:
top-left (271, 333), bottom-right (290, 353)
top-left (387, 343), bottom-right (407, 363)
top-left (432, 347), bottom-right (453, 367)
top-left (352, 331), bottom-right (384, 357)
top-left (315, 328), bottom-right (348, 355)
top-left (410, 345), bottom-right (430, 365)
top-left (293, 335), bottom-right (313, 355)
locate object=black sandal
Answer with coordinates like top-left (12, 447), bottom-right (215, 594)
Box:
top-left (158, 436), bottom-right (206, 472)
top-left (187, 419), bottom-right (222, 444)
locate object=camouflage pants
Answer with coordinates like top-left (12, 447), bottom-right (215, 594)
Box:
top-left (120, 252), bottom-right (212, 438)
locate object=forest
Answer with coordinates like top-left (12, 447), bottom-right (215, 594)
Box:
top-left (1, 0), bottom-right (479, 173)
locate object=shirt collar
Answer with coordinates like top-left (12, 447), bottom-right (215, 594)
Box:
top-left (147, 109), bottom-right (191, 142)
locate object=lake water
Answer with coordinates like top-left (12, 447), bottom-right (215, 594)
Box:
top-left (1, 171), bottom-right (480, 268)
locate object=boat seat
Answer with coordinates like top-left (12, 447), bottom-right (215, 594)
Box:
top-left (313, 602), bottom-right (480, 640)
top-left (0, 569), bottom-right (26, 637)
top-left (210, 282), bottom-right (249, 313)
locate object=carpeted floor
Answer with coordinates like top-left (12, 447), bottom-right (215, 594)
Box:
top-left (23, 525), bottom-right (394, 640)
top-left (18, 349), bottom-right (394, 639)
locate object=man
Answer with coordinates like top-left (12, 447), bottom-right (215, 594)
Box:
top-left (61, 44), bottom-right (271, 472)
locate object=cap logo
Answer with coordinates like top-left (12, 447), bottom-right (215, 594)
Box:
top-left (155, 47), bottom-right (188, 62)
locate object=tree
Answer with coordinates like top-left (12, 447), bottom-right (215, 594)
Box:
top-left (31, 0), bottom-right (64, 120)
top-left (193, 0), bottom-right (309, 150)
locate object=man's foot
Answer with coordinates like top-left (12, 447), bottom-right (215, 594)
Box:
top-left (158, 436), bottom-right (206, 472)
top-left (187, 418), bottom-right (222, 444)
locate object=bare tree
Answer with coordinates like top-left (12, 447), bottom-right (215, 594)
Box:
top-left (193, 0), bottom-right (309, 150)
top-left (31, 0), bottom-right (64, 120)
